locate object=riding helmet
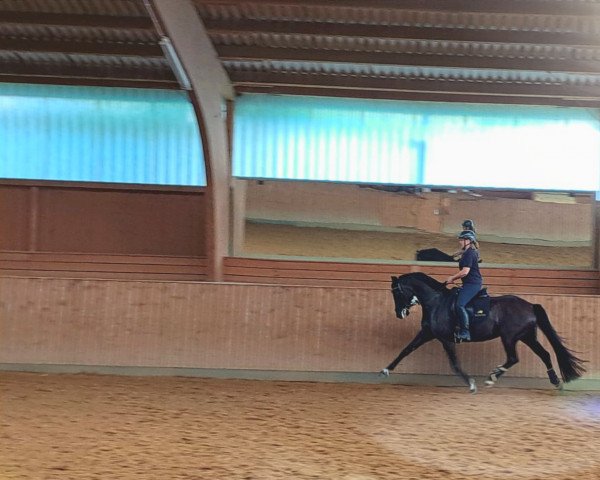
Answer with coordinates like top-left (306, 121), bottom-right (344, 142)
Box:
top-left (458, 230), bottom-right (477, 242)
top-left (461, 219), bottom-right (475, 231)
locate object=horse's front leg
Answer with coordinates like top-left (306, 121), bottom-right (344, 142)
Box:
top-left (380, 329), bottom-right (433, 376)
top-left (440, 340), bottom-right (477, 394)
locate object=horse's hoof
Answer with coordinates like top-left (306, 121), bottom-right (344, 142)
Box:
top-left (484, 380), bottom-right (495, 387)
top-left (469, 379), bottom-right (478, 394)
top-left (554, 381), bottom-right (564, 391)
top-left (380, 368), bottom-right (390, 377)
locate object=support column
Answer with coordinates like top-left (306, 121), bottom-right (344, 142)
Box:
top-left (28, 186), bottom-right (39, 252)
top-left (593, 198), bottom-right (600, 270)
top-left (148, 0), bottom-right (234, 281)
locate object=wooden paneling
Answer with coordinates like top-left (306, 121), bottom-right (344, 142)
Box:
top-left (1, 183), bottom-right (208, 258)
top-left (245, 180), bottom-right (594, 243)
top-left (223, 257), bottom-right (600, 295)
top-left (0, 252), bottom-right (208, 281)
top-left (37, 188), bottom-right (206, 256)
top-left (0, 185), bottom-right (31, 250)
top-left (0, 277), bottom-right (597, 383)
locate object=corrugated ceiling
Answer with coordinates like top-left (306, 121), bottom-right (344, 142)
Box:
top-left (0, 0), bottom-right (600, 106)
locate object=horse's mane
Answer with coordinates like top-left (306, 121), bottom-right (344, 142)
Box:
top-left (400, 272), bottom-right (447, 292)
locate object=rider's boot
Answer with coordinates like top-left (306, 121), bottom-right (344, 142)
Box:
top-left (456, 306), bottom-right (471, 342)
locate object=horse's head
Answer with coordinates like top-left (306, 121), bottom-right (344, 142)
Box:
top-left (390, 275), bottom-right (420, 319)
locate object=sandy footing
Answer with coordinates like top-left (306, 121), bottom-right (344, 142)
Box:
top-left (2, 372), bottom-right (599, 480)
top-left (242, 223), bottom-right (592, 267)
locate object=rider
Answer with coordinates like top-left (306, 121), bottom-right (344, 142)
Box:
top-left (461, 219), bottom-right (475, 233)
top-left (452, 219), bottom-right (476, 260)
top-left (446, 230), bottom-right (483, 342)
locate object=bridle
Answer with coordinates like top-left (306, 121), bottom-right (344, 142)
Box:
top-left (391, 283), bottom-right (420, 318)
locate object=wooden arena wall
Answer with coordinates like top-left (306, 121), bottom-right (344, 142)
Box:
top-left (0, 182), bottom-right (209, 281)
top-left (1, 276), bottom-right (597, 384)
top-left (244, 180), bottom-right (594, 243)
top-left (223, 258), bottom-right (600, 295)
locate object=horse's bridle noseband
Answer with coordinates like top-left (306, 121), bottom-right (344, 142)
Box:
top-left (392, 283), bottom-right (420, 318)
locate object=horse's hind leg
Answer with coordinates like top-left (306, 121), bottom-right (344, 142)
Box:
top-left (485, 336), bottom-right (520, 387)
top-left (521, 333), bottom-right (562, 388)
top-left (441, 340), bottom-right (477, 393)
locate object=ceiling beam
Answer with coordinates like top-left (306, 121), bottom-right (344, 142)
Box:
top-left (216, 45), bottom-right (600, 75)
top-left (236, 84), bottom-right (600, 108)
top-left (0, 74), bottom-right (179, 89)
top-left (194, 0), bottom-right (600, 16)
top-left (205, 18), bottom-right (600, 47)
top-left (0, 60), bottom-right (176, 81)
top-left (0, 38), bottom-right (163, 57)
top-left (0, 11), bottom-right (155, 29)
top-left (204, 19), bottom-right (600, 46)
top-left (228, 70), bottom-right (600, 100)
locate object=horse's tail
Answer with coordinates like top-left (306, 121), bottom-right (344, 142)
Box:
top-left (533, 304), bottom-right (586, 383)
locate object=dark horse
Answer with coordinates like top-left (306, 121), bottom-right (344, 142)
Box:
top-left (380, 272), bottom-right (586, 393)
top-left (415, 248), bottom-right (456, 262)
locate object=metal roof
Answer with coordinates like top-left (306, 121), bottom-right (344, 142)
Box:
top-left (1, 0), bottom-right (600, 106)
top-left (0, 0), bottom-right (173, 88)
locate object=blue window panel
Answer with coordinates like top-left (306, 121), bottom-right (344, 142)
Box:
top-left (232, 94), bottom-right (600, 192)
top-left (0, 83), bottom-right (206, 187)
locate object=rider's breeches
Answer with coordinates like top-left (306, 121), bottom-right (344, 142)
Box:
top-left (456, 283), bottom-right (481, 313)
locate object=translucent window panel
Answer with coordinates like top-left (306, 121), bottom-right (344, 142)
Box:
top-left (0, 83), bottom-right (205, 186)
top-left (232, 94), bottom-right (600, 191)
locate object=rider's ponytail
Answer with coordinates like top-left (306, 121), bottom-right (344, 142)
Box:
top-left (472, 241), bottom-right (482, 262)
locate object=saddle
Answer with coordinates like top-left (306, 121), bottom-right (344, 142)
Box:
top-left (450, 287), bottom-right (491, 323)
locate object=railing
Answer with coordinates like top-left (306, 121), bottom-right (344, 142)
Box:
top-left (223, 257), bottom-right (600, 295)
top-left (2, 253), bottom-right (597, 294)
top-left (0, 251), bottom-right (208, 281)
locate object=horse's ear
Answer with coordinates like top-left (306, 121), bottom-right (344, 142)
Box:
top-left (391, 275), bottom-right (397, 281)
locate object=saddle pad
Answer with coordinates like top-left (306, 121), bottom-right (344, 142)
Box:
top-left (469, 291), bottom-right (490, 318)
